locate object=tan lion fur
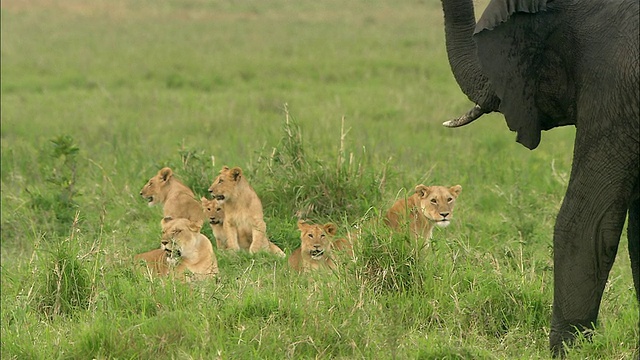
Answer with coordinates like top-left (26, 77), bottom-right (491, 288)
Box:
top-left (208, 166), bottom-right (285, 257)
top-left (160, 216), bottom-right (218, 281)
top-left (134, 248), bottom-right (171, 277)
top-left (385, 184), bottom-right (462, 239)
top-left (200, 197), bottom-right (227, 250)
top-left (289, 220), bottom-right (352, 272)
top-left (140, 167), bottom-right (205, 228)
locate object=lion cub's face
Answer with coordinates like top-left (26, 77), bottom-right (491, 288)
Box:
top-left (161, 217), bottom-right (202, 258)
top-left (201, 197), bottom-right (224, 225)
top-left (208, 166), bottom-right (243, 204)
top-left (297, 220), bottom-right (337, 260)
top-left (415, 184), bottom-right (462, 227)
top-left (140, 167), bottom-right (174, 206)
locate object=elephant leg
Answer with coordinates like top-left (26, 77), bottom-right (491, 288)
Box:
top-left (630, 195), bottom-right (640, 357)
top-left (549, 137), bottom-right (635, 357)
top-left (630, 196), bottom-right (640, 304)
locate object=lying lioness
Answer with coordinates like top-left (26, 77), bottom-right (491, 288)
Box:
top-left (385, 184), bottom-right (462, 239)
top-left (160, 216), bottom-right (218, 281)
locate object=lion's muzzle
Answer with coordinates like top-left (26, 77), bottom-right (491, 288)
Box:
top-left (309, 249), bottom-right (325, 259)
top-left (164, 248), bottom-right (181, 257)
top-left (435, 219), bottom-right (450, 228)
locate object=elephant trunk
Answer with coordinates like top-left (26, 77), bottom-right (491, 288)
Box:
top-left (441, 0), bottom-right (500, 123)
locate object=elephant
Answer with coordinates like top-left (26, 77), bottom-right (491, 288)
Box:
top-left (439, 0), bottom-right (639, 356)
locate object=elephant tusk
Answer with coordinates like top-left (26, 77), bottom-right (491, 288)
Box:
top-left (442, 104), bottom-right (485, 128)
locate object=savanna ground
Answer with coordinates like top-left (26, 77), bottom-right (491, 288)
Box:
top-left (1, 0), bottom-right (637, 359)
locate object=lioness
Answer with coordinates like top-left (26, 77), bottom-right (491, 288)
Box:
top-left (134, 248), bottom-right (171, 277)
top-left (140, 167), bottom-right (205, 228)
top-left (385, 184), bottom-right (462, 239)
top-left (208, 166), bottom-right (285, 257)
top-left (160, 216), bottom-right (218, 281)
top-left (289, 220), bottom-right (349, 272)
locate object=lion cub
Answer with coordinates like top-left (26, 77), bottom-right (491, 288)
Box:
top-left (160, 216), bottom-right (218, 281)
top-left (289, 220), bottom-right (351, 272)
top-left (200, 197), bottom-right (227, 250)
top-left (208, 166), bottom-right (285, 257)
top-left (385, 184), bottom-right (462, 239)
top-left (140, 167), bottom-right (205, 228)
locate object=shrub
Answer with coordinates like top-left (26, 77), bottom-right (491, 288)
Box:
top-left (253, 104), bottom-right (388, 222)
top-left (34, 233), bottom-right (92, 319)
top-left (27, 135), bottom-right (81, 232)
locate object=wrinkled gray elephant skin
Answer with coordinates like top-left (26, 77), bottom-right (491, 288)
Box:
top-left (439, 0), bottom-right (639, 357)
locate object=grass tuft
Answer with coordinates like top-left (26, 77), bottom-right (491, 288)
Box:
top-left (34, 229), bottom-right (92, 318)
top-left (255, 104), bottom-right (388, 222)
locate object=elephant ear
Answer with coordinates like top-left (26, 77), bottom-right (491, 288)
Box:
top-left (473, 0), bottom-right (554, 150)
top-left (475, 0), bottom-right (549, 33)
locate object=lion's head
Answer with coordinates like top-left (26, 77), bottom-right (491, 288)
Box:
top-left (414, 184), bottom-right (462, 227)
top-left (140, 167), bottom-right (174, 206)
top-left (160, 216), bottom-right (202, 259)
top-left (201, 197), bottom-right (224, 225)
top-left (297, 220), bottom-right (337, 260)
top-left (208, 166), bottom-right (243, 204)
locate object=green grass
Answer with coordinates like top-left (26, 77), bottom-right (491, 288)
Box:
top-left (1, 0), bottom-right (637, 359)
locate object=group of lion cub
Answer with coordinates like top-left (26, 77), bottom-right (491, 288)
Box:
top-left (135, 165), bottom-right (462, 280)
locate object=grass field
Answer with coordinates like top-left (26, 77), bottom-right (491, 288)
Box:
top-left (1, 0), bottom-right (637, 359)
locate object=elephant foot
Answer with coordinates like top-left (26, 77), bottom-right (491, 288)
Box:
top-left (549, 320), bottom-right (596, 358)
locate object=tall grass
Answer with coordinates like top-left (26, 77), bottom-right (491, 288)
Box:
top-left (1, 0), bottom-right (637, 359)
top-left (254, 104), bottom-right (387, 222)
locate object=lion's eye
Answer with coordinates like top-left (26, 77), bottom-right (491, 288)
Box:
top-left (447, 198), bottom-right (453, 203)
top-left (218, 179), bottom-right (223, 184)
top-left (320, 234), bottom-right (325, 238)
top-left (430, 199), bottom-right (437, 204)
top-left (307, 234), bottom-right (313, 238)
top-left (216, 208), bottom-right (221, 211)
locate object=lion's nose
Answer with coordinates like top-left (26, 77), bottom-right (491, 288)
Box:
top-left (139, 191), bottom-right (143, 196)
top-left (161, 240), bottom-right (168, 246)
top-left (440, 212), bottom-right (449, 218)
top-left (208, 188), bottom-right (213, 194)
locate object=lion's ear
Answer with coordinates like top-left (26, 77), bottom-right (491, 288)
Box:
top-left (297, 219), bottom-right (307, 231)
top-left (161, 216), bottom-right (173, 227)
top-left (415, 184), bottom-right (430, 198)
top-left (159, 167), bottom-right (173, 182)
top-left (449, 185), bottom-right (462, 198)
top-left (188, 221), bottom-right (202, 232)
top-left (231, 167), bottom-right (242, 181)
top-left (221, 165), bottom-right (230, 172)
top-left (200, 196), bottom-right (207, 202)
top-left (324, 223), bottom-right (338, 236)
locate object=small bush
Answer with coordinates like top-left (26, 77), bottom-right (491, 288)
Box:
top-left (34, 238), bottom-right (92, 319)
top-left (170, 144), bottom-right (214, 196)
top-left (254, 104), bottom-right (388, 222)
top-left (356, 224), bottom-right (431, 294)
top-left (27, 135), bottom-right (81, 231)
